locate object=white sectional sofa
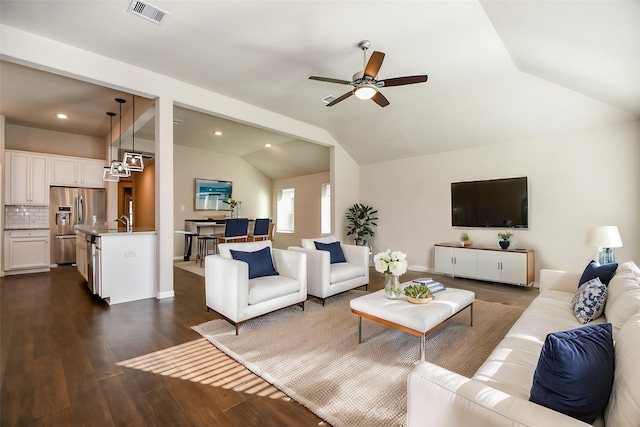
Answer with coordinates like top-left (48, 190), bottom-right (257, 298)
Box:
top-left (407, 261), bottom-right (640, 427)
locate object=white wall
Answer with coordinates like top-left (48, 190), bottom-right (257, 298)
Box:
top-left (272, 171), bottom-right (330, 249)
top-left (360, 121), bottom-right (640, 279)
top-left (6, 124), bottom-right (104, 159)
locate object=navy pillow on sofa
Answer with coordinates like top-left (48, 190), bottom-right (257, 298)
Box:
top-left (314, 241), bottom-right (347, 264)
top-left (230, 246), bottom-right (279, 280)
top-left (529, 323), bottom-right (615, 424)
top-left (579, 260), bottom-right (618, 286)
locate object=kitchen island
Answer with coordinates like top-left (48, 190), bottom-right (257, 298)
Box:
top-left (75, 225), bottom-right (156, 305)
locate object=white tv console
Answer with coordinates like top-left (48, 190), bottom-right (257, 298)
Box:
top-left (434, 243), bottom-right (535, 286)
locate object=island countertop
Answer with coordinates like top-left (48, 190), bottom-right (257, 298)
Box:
top-left (75, 225), bottom-right (157, 236)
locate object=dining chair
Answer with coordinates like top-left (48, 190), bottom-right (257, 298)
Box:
top-left (248, 218), bottom-right (271, 242)
top-left (217, 218), bottom-right (249, 244)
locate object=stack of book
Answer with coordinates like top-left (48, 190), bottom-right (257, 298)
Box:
top-left (412, 277), bottom-right (446, 293)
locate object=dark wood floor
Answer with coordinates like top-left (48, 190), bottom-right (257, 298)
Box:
top-left (0, 265), bottom-right (537, 426)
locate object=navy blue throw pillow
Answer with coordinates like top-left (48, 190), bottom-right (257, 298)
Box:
top-left (314, 241), bottom-right (347, 264)
top-left (529, 323), bottom-right (615, 424)
top-left (579, 261), bottom-right (618, 286)
top-left (230, 246), bottom-right (279, 280)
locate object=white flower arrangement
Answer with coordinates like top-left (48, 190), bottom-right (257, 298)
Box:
top-left (373, 249), bottom-right (408, 276)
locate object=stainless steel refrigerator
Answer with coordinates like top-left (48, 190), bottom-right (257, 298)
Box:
top-left (50, 186), bottom-right (106, 265)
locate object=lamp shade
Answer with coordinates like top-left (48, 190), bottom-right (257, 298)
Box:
top-left (585, 226), bottom-right (623, 248)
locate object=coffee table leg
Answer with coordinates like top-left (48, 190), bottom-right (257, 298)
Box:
top-left (470, 303), bottom-right (474, 326)
top-left (420, 335), bottom-right (425, 362)
top-left (358, 316), bottom-right (362, 343)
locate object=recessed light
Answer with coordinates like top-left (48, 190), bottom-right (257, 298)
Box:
top-left (56, 113), bottom-right (68, 119)
top-left (265, 143), bottom-right (272, 148)
top-left (214, 131), bottom-right (222, 136)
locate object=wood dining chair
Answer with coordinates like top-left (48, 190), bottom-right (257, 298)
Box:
top-left (217, 218), bottom-right (249, 244)
top-left (248, 218), bottom-right (271, 242)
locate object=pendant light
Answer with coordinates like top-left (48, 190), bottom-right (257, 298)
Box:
top-left (123, 94), bottom-right (144, 172)
top-left (102, 112), bottom-right (120, 182)
top-left (110, 98), bottom-right (131, 177)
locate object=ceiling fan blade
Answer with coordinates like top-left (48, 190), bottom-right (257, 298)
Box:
top-left (371, 91), bottom-right (390, 107)
top-left (364, 51), bottom-right (385, 78)
top-left (309, 76), bottom-right (352, 85)
top-left (326, 91), bottom-right (354, 107)
top-left (380, 75), bottom-right (428, 87)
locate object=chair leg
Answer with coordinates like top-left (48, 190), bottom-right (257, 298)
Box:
top-left (235, 323), bottom-right (240, 335)
top-left (207, 307), bottom-right (211, 312)
top-left (322, 298), bottom-right (326, 307)
top-left (298, 301), bottom-right (305, 311)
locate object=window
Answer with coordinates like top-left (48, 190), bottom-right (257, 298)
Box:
top-left (276, 188), bottom-right (295, 233)
top-left (321, 183), bottom-right (331, 234)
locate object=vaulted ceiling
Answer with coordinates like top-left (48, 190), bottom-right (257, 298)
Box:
top-left (1, 1), bottom-right (638, 167)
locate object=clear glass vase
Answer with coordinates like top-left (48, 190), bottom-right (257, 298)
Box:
top-left (384, 273), bottom-right (402, 299)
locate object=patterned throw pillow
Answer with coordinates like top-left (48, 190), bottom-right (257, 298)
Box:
top-left (572, 278), bottom-right (608, 324)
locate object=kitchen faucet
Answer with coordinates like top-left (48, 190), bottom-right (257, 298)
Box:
top-left (114, 214), bottom-right (132, 232)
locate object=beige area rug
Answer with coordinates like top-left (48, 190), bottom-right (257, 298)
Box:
top-left (174, 261), bottom-right (204, 277)
top-left (192, 291), bottom-right (524, 427)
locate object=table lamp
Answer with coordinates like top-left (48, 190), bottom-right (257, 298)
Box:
top-left (585, 225), bottom-right (623, 264)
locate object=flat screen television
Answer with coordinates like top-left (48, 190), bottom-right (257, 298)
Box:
top-left (194, 178), bottom-right (233, 211)
top-left (451, 177), bottom-right (529, 228)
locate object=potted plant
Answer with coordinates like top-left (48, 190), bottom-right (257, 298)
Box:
top-left (403, 284), bottom-right (434, 304)
top-left (461, 232), bottom-right (472, 247)
top-left (498, 232), bottom-right (513, 249)
top-left (346, 204), bottom-right (378, 246)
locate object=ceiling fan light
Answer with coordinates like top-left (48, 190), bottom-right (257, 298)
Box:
top-left (354, 85), bottom-right (377, 100)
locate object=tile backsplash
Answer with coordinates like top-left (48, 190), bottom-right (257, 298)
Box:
top-left (5, 206), bottom-right (49, 229)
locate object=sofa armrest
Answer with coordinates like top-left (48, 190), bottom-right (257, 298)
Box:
top-left (341, 244), bottom-right (369, 267)
top-left (272, 248), bottom-right (307, 291)
top-left (205, 255), bottom-right (249, 321)
top-left (539, 269), bottom-right (580, 293)
top-left (408, 362), bottom-right (591, 427)
top-left (288, 246), bottom-right (331, 294)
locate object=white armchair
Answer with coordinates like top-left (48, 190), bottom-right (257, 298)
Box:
top-left (288, 236), bottom-right (369, 305)
top-left (205, 240), bottom-right (307, 334)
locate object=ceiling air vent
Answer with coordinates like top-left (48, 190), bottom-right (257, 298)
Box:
top-left (321, 95), bottom-right (336, 104)
top-left (128, 0), bottom-right (169, 25)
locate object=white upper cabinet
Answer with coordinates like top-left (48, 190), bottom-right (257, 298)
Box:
top-left (5, 151), bottom-right (49, 205)
top-left (51, 155), bottom-right (105, 188)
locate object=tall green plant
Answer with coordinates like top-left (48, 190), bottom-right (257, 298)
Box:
top-left (346, 204), bottom-right (378, 244)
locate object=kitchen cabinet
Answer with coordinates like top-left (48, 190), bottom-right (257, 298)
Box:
top-left (435, 243), bottom-right (535, 286)
top-left (50, 156), bottom-right (105, 188)
top-left (434, 246), bottom-right (476, 278)
top-left (5, 151), bottom-right (49, 205)
top-left (4, 229), bottom-right (50, 274)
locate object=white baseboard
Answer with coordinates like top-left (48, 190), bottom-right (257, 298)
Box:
top-left (156, 290), bottom-right (175, 299)
top-left (408, 265), bottom-right (434, 273)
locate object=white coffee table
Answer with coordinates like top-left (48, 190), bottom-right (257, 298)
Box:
top-left (350, 284), bottom-right (475, 361)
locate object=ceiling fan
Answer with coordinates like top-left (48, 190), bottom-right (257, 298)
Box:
top-left (309, 40), bottom-right (428, 107)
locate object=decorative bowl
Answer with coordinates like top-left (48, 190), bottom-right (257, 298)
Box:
top-left (406, 296), bottom-right (433, 305)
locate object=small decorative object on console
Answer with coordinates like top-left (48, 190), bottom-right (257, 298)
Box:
top-left (498, 232), bottom-right (513, 249)
top-left (374, 249), bottom-right (407, 299)
top-left (404, 284), bottom-right (434, 304)
top-left (461, 232), bottom-right (472, 247)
